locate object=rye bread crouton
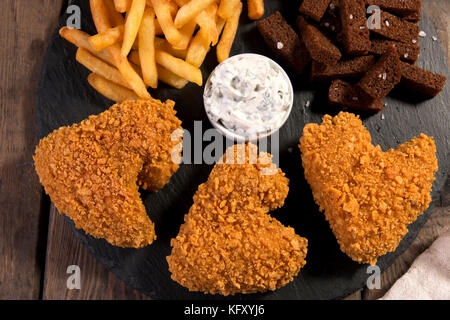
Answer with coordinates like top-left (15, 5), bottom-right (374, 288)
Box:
top-left (399, 62), bottom-right (447, 97)
top-left (258, 11), bottom-right (311, 74)
top-left (358, 45), bottom-right (402, 99)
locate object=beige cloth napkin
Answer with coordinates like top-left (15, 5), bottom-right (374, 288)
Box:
top-left (380, 230), bottom-right (450, 300)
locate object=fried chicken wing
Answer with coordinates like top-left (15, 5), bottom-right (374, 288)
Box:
top-left (33, 99), bottom-right (182, 248)
top-left (299, 112), bottom-right (438, 265)
top-left (167, 144), bottom-right (308, 295)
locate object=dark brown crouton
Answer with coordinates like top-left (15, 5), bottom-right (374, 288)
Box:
top-left (339, 0), bottom-right (371, 55)
top-left (399, 62), bottom-right (447, 97)
top-left (257, 11), bottom-right (311, 74)
top-left (370, 10), bottom-right (419, 44)
top-left (358, 45), bottom-right (402, 99)
top-left (370, 39), bottom-right (420, 64)
top-left (364, 0), bottom-right (421, 16)
top-left (299, 18), bottom-right (342, 65)
top-left (402, 11), bottom-right (421, 23)
top-left (329, 79), bottom-right (383, 112)
top-left (311, 55), bottom-right (375, 82)
top-left (299, 0), bottom-right (332, 22)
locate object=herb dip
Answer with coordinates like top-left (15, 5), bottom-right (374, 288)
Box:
top-left (204, 54), bottom-right (293, 140)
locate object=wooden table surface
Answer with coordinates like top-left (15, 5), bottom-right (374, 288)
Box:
top-left (0, 0), bottom-right (448, 300)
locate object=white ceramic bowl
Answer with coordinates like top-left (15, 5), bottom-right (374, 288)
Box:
top-left (203, 53), bottom-right (294, 142)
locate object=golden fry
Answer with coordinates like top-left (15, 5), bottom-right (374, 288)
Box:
top-left (109, 43), bottom-right (151, 99)
top-left (130, 39), bottom-right (187, 62)
top-left (139, 8), bottom-right (158, 88)
top-left (121, 0), bottom-right (146, 57)
top-left (146, 0), bottom-right (178, 16)
top-left (154, 37), bottom-right (187, 59)
top-left (217, 0), bottom-right (240, 19)
top-left (88, 25), bottom-right (124, 51)
top-left (157, 65), bottom-right (188, 89)
top-left (215, 16), bottom-right (226, 46)
top-left (247, 0), bottom-right (264, 20)
top-left (104, 0), bottom-right (125, 26)
top-left (186, 28), bottom-right (211, 68)
top-left (128, 50), bottom-right (141, 66)
top-left (90, 0), bottom-right (113, 33)
top-left (87, 73), bottom-right (139, 102)
top-left (155, 19), bottom-right (164, 35)
top-left (155, 50), bottom-right (202, 86)
top-left (196, 2), bottom-right (218, 45)
top-left (151, 0), bottom-right (182, 46)
top-left (217, 1), bottom-right (242, 63)
top-left (59, 27), bottom-right (115, 66)
top-left (128, 51), bottom-right (188, 89)
top-left (114, 0), bottom-right (131, 12)
top-left (172, 19), bottom-right (197, 50)
top-left (76, 48), bottom-right (131, 88)
top-left (174, 0), bottom-right (215, 28)
top-left (172, 0), bottom-right (187, 6)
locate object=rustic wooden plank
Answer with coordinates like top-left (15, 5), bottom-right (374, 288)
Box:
top-left (43, 204), bottom-right (149, 299)
top-left (0, 0), bottom-right (63, 299)
top-left (342, 290), bottom-right (362, 300)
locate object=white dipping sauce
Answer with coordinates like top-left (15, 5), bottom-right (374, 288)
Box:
top-left (204, 54), bottom-right (293, 140)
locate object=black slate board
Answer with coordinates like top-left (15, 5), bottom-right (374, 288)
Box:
top-left (36, 0), bottom-right (450, 299)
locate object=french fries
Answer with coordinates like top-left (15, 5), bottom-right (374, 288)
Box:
top-left (247, 0), bottom-right (264, 20)
top-left (104, 0), bottom-right (125, 26)
top-left (154, 20), bottom-right (164, 35)
top-left (157, 65), bottom-right (189, 89)
top-left (217, 1), bottom-right (242, 63)
top-left (88, 73), bottom-right (138, 102)
top-left (128, 50), bottom-right (188, 89)
top-left (59, 27), bottom-right (115, 66)
top-left (154, 37), bottom-right (187, 59)
top-left (174, 0), bottom-right (216, 28)
top-left (109, 43), bottom-right (151, 99)
top-left (151, 0), bottom-right (182, 47)
top-left (88, 25), bottom-right (124, 51)
top-left (146, 0), bottom-right (178, 16)
top-left (121, 0), bottom-right (146, 57)
top-left (186, 28), bottom-right (211, 68)
top-left (155, 50), bottom-right (202, 86)
top-left (91, 0), bottom-right (150, 99)
top-left (174, 19), bottom-right (197, 50)
top-left (76, 48), bottom-right (131, 89)
top-left (139, 8), bottom-right (158, 88)
top-left (218, 0), bottom-right (240, 19)
top-left (90, 0), bottom-right (113, 33)
top-left (128, 50), bottom-right (141, 66)
top-left (215, 17), bottom-right (226, 46)
top-left (196, 2), bottom-right (219, 45)
top-left (62, 0), bottom-right (246, 101)
top-left (114, 0), bottom-right (131, 13)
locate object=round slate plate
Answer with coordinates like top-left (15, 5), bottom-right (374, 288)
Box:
top-left (36, 0), bottom-right (449, 299)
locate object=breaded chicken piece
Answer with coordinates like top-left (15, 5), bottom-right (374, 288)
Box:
top-left (34, 99), bottom-right (182, 248)
top-left (167, 144), bottom-right (308, 295)
top-left (299, 112), bottom-right (438, 265)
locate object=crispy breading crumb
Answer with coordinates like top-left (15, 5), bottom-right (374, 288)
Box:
top-left (299, 112), bottom-right (437, 265)
top-left (33, 99), bottom-right (182, 248)
top-left (167, 144), bottom-right (308, 295)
